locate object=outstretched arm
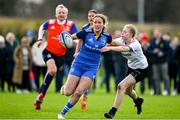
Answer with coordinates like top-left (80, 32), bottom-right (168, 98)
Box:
top-left (101, 45), bottom-right (130, 52)
top-left (109, 38), bottom-right (124, 46)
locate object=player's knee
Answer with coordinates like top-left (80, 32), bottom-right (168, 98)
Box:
top-left (118, 83), bottom-right (127, 92)
top-left (49, 67), bottom-right (57, 75)
top-left (64, 90), bottom-right (72, 96)
top-left (74, 90), bottom-right (83, 98)
top-left (125, 90), bottom-right (131, 95)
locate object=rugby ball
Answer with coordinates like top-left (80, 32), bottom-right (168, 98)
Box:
top-left (59, 31), bottom-right (73, 48)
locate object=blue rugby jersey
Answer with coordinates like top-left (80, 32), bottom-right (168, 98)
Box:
top-left (72, 28), bottom-right (112, 68)
top-left (82, 23), bottom-right (91, 30)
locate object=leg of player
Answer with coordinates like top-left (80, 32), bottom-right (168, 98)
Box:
top-left (80, 90), bottom-right (88, 111)
top-left (58, 75), bottom-right (80, 119)
top-left (58, 76), bottom-right (92, 119)
top-left (34, 59), bottom-right (57, 110)
top-left (62, 75), bottom-right (81, 96)
top-left (104, 74), bottom-right (137, 119)
top-left (126, 85), bottom-right (144, 115)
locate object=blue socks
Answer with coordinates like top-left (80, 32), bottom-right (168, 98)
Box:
top-left (83, 90), bottom-right (88, 97)
top-left (60, 102), bottom-right (73, 115)
top-left (40, 73), bottom-right (53, 95)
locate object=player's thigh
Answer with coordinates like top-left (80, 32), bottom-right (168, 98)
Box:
top-left (118, 74), bottom-right (136, 89)
top-left (75, 76), bottom-right (93, 94)
top-left (64, 75), bottom-right (80, 94)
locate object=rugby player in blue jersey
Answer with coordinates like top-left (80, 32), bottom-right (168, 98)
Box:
top-left (74, 9), bottom-right (98, 111)
top-left (58, 14), bottom-right (112, 119)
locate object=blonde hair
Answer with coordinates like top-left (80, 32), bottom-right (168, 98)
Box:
top-left (124, 24), bottom-right (138, 38)
top-left (55, 4), bottom-right (68, 15)
top-left (93, 14), bottom-right (108, 28)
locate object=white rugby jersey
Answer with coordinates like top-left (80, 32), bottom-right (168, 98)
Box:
top-left (115, 37), bottom-right (148, 69)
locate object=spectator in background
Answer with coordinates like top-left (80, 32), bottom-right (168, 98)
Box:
top-left (0, 35), bottom-right (7, 92)
top-left (5, 32), bottom-right (18, 92)
top-left (169, 37), bottom-right (179, 96)
top-left (26, 30), bottom-right (37, 91)
top-left (31, 40), bottom-right (47, 92)
top-left (13, 36), bottom-right (32, 93)
top-left (148, 29), bottom-right (171, 95)
top-left (101, 47), bottom-right (116, 93)
top-left (26, 31), bottom-right (36, 47)
top-left (112, 30), bottom-right (128, 91)
top-left (138, 32), bottom-right (155, 95)
top-left (174, 38), bottom-right (180, 94)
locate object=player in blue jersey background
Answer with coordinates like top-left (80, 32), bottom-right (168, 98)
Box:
top-left (58, 14), bottom-right (112, 119)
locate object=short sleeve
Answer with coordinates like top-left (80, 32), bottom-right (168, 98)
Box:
top-left (71, 24), bottom-right (78, 34)
top-left (107, 35), bottom-right (112, 43)
top-left (128, 40), bottom-right (140, 52)
top-left (76, 30), bottom-right (87, 40)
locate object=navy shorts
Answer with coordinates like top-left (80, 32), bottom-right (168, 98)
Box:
top-left (42, 49), bottom-right (65, 69)
top-left (127, 67), bottom-right (147, 83)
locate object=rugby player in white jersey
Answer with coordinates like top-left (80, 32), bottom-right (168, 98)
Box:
top-left (101, 24), bottom-right (148, 119)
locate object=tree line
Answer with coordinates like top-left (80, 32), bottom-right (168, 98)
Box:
top-left (0, 0), bottom-right (180, 24)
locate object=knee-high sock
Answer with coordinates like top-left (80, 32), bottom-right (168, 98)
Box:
top-left (40, 73), bottom-right (53, 95)
top-left (83, 90), bottom-right (88, 97)
top-left (60, 101), bottom-right (73, 115)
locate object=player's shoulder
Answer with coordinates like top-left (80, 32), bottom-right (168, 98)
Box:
top-left (66, 20), bottom-right (75, 26)
top-left (102, 29), bottom-right (111, 37)
top-left (130, 39), bottom-right (142, 49)
top-left (48, 19), bottom-right (56, 24)
top-left (82, 23), bottom-right (90, 30)
top-left (84, 27), bottom-right (93, 33)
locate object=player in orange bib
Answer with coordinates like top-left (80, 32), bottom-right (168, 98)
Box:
top-left (34, 4), bottom-right (77, 110)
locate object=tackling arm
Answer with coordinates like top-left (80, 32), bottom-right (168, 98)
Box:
top-left (109, 46), bottom-right (130, 52)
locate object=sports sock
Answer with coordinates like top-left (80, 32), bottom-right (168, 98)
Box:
top-left (60, 102), bottom-right (73, 115)
top-left (109, 107), bottom-right (117, 116)
top-left (83, 90), bottom-right (88, 97)
top-left (133, 97), bottom-right (140, 103)
top-left (40, 73), bottom-right (53, 95)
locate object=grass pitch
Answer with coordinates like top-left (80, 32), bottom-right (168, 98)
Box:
top-left (0, 87), bottom-right (180, 119)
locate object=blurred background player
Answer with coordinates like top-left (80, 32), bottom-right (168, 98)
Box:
top-left (34, 4), bottom-right (77, 110)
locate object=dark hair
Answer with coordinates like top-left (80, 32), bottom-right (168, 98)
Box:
top-left (88, 9), bottom-right (98, 14)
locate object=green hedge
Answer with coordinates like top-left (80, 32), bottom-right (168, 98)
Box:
top-left (0, 17), bottom-right (180, 39)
